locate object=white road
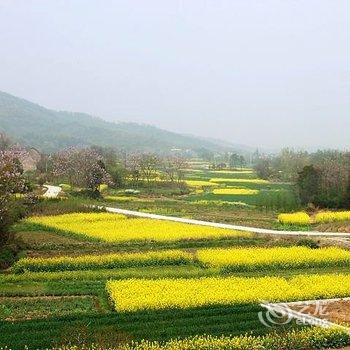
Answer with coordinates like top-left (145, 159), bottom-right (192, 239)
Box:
top-left (43, 185), bottom-right (62, 198)
top-left (104, 206), bottom-right (350, 238)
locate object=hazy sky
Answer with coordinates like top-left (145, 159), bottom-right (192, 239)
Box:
top-left (1, 1), bottom-right (349, 150)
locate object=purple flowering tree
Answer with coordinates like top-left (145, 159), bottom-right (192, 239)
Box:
top-left (53, 147), bottom-right (112, 191)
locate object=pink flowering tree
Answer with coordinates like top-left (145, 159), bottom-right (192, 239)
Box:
top-left (53, 148), bottom-right (112, 192)
top-left (0, 149), bottom-right (27, 245)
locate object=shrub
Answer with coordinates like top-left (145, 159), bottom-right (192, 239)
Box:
top-left (0, 239), bottom-right (21, 270)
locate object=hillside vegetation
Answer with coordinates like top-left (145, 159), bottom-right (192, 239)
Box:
top-left (0, 91), bottom-right (242, 154)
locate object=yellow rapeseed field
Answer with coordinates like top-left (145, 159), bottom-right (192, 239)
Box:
top-left (278, 212), bottom-right (311, 225)
top-left (210, 169), bottom-right (254, 174)
top-left (185, 180), bottom-right (217, 187)
top-left (103, 196), bottom-right (152, 202)
top-left (210, 178), bottom-right (269, 184)
top-left (107, 274), bottom-right (350, 312)
top-left (212, 188), bottom-right (259, 195)
top-left (315, 211), bottom-right (350, 223)
top-left (26, 213), bottom-right (251, 243)
top-left (197, 246), bottom-right (350, 271)
top-left (278, 211), bottom-right (350, 226)
top-left (13, 250), bottom-right (193, 273)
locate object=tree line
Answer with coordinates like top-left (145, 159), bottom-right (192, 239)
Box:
top-left (38, 146), bottom-right (188, 193)
top-left (254, 148), bottom-right (350, 208)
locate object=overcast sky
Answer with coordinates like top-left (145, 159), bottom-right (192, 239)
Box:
top-left (1, 1), bottom-right (349, 150)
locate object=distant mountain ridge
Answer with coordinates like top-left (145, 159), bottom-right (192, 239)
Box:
top-left (0, 91), bottom-right (248, 154)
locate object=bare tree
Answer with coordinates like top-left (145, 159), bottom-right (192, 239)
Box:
top-left (53, 148), bottom-right (112, 192)
top-left (162, 156), bottom-right (187, 183)
top-left (137, 153), bottom-right (160, 184)
top-left (126, 153), bottom-right (142, 185)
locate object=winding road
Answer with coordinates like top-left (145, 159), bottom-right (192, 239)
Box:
top-left (104, 206), bottom-right (350, 238)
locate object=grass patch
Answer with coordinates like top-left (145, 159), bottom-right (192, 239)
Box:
top-left (0, 266), bottom-right (217, 283)
top-left (0, 295), bottom-right (99, 321)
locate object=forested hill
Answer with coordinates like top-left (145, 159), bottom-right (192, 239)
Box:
top-left (0, 91), bottom-right (242, 154)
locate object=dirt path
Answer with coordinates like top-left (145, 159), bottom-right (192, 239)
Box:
top-left (104, 206), bottom-right (350, 238)
top-left (43, 185), bottom-right (62, 198)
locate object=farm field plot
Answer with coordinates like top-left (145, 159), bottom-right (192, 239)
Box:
top-left (183, 169), bottom-right (255, 180)
top-left (212, 188), bottom-right (259, 195)
top-left (107, 274), bottom-right (350, 312)
top-left (94, 167), bottom-right (299, 230)
top-left (4, 172), bottom-right (350, 349)
top-left (0, 269), bottom-right (294, 349)
top-left (197, 246), bottom-right (350, 272)
top-left (188, 183), bottom-right (297, 209)
top-left (184, 180), bottom-right (218, 188)
top-left (278, 210), bottom-right (350, 232)
top-left (12, 249), bottom-right (194, 273)
top-left (69, 328), bottom-right (350, 350)
top-left (0, 207), bottom-right (301, 348)
top-left (210, 178), bottom-right (270, 184)
top-left (182, 168), bottom-right (300, 211)
top-left (24, 212), bottom-right (252, 243)
top-left (0, 295), bottom-right (99, 321)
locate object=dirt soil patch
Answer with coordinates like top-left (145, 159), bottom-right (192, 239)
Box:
top-left (290, 299), bottom-right (350, 326)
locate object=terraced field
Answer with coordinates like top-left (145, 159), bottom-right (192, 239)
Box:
top-left (183, 168), bottom-right (300, 211)
top-left (98, 168), bottom-right (302, 233)
top-left (2, 209), bottom-right (350, 349)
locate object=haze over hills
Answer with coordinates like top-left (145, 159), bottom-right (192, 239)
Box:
top-left (0, 91), bottom-right (252, 155)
